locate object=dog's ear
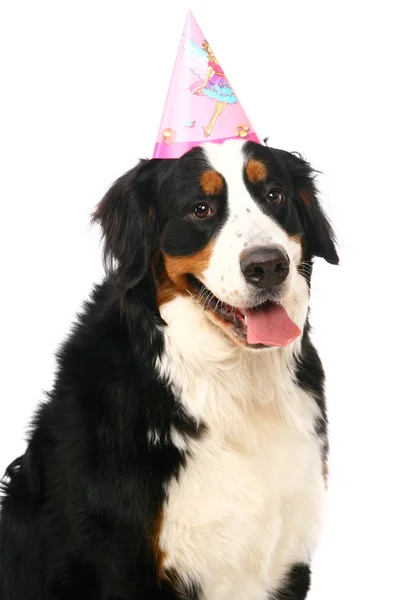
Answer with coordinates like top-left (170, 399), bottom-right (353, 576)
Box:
top-left (92, 159), bottom-right (161, 287)
top-left (275, 150), bottom-right (339, 265)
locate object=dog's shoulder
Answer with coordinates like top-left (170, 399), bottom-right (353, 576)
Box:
top-left (0, 280), bottom-right (200, 597)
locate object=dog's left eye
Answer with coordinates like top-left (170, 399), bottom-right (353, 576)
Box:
top-left (266, 189), bottom-right (285, 205)
top-left (192, 203), bottom-right (212, 219)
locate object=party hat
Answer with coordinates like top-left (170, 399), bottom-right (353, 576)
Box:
top-left (153, 10), bottom-right (260, 159)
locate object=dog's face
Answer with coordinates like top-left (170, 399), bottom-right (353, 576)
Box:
top-left (94, 140), bottom-right (338, 350)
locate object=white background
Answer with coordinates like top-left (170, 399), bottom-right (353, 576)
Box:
top-left (1, 1), bottom-right (399, 597)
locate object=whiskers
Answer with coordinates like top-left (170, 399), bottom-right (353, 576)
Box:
top-left (188, 282), bottom-right (223, 317)
top-left (298, 260), bottom-right (313, 278)
top-left (197, 285), bottom-right (215, 312)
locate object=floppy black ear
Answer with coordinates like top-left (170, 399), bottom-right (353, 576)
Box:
top-left (92, 159), bottom-right (161, 287)
top-left (275, 150), bottom-right (339, 265)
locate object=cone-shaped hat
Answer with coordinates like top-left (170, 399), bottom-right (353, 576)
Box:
top-left (153, 10), bottom-right (260, 158)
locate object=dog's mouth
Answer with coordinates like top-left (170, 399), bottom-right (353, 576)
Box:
top-left (188, 276), bottom-right (301, 348)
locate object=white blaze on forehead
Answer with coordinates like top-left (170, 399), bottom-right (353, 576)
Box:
top-left (201, 141), bottom-right (300, 309)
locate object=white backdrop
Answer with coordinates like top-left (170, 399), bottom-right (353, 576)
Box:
top-left (1, 1), bottom-right (399, 597)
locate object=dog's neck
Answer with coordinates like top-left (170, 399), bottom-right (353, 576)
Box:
top-left (157, 295), bottom-right (314, 437)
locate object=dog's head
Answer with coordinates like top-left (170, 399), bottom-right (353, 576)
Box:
top-left (93, 140), bottom-right (338, 350)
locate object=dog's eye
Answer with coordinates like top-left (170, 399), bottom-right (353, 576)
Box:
top-left (193, 203), bottom-right (212, 219)
top-left (266, 190), bottom-right (285, 205)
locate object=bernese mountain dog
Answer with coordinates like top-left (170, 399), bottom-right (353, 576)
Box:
top-left (0, 139), bottom-right (338, 599)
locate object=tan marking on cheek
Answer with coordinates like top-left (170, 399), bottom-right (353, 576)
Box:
top-left (157, 275), bottom-right (179, 307)
top-left (322, 455), bottom-right (329, 486)
top-left (152, 252), bottom-right (180, 308)
top-left (291, 234), bottom-right (302, 243)
top-left (245, 159), bottom-right (268, 184)
top-left (200, 170), bottom-right (224, 195)
top-left (153, 508), bottom-right (167, 581)
top-left (298, 189), bottom-right (312, 208)
top-left (163, 241), bottom-right (215, 290)
top-left (290, 233), bottom-right (305, 263)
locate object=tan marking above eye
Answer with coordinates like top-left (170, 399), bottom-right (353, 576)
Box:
top-left (200, 170), bottom-right (224, 196)
top-left (245, 159), bottom-right (268, 184)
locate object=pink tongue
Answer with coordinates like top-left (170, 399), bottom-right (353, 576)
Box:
top-left (242, 305), bottom-right (301, 347)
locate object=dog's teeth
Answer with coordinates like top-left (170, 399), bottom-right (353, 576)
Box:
top-left (244, 316), bottom-right (247, 325)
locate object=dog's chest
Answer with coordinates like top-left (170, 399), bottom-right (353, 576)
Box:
top-left (159, 390), bottom-right (324, 600)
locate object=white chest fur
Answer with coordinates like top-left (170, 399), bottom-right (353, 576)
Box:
top-left (156, 297), bottom-right (325, 600)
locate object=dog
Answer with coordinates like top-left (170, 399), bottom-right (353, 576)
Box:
top-left (0, 139), bottom-right (338, 599)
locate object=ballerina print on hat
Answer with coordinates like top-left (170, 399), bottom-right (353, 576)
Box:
top-left (153, 10), bottom-right (260, 159)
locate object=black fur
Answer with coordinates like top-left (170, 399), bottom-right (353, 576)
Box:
top-left (244, 142), bottom-right (339, 267)
top-left (0, 280), bottom-right (204, 599)
top-left (273, 564), bottom-right (311, 600)
top-left (270, 147), bottom-right (338, 265)
top-left (0, 142), bottom-right (337, 599)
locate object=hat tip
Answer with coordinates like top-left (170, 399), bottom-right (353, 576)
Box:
top-left (153, 8), bottom-right (261, 159)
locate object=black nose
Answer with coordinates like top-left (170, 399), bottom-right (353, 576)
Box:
top-left (240, 246), bottom-right (290, 289)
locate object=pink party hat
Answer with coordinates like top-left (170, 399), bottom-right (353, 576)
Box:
top-left (153, 10), bottom-right (260, 159)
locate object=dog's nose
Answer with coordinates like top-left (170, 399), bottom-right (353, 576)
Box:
top-left (240, 246), bottom-right (290, 289)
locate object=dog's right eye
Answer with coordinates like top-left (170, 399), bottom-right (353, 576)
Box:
top-left (192, 203), bottom-right (212, 219)
top-left (266, 189), bottom-right (285, 205)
